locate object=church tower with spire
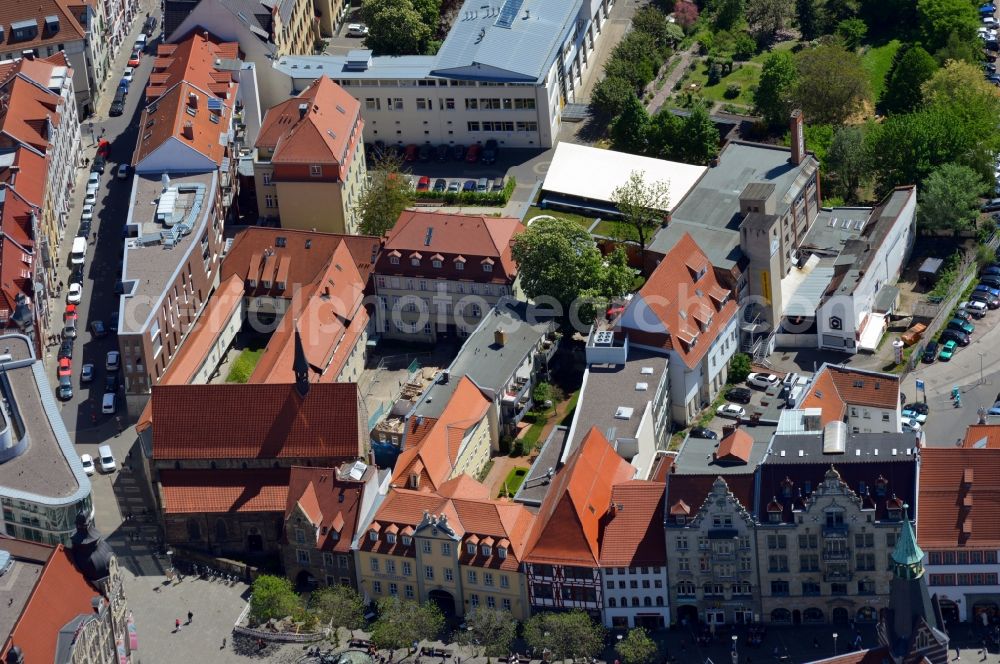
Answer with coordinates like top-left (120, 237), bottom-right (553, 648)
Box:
top-left (877, 505), bottom-right (949, 664)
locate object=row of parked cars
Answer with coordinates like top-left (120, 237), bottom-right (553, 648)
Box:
top-left (110, 19), bottom-right (154, 115)
top-left (368, 139), bottom-right (501, 166)
top-left (922, 264), bottom-right (1000, 363)
top-left (413, 176), bottom-right (504, 194)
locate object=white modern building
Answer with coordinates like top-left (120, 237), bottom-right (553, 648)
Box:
top-left (274, 0), bottom-right (617, 149)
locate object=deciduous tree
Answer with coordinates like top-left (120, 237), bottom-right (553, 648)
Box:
top-left (354, 152), bottom-right (414, 237)
top-left (729, 353), bottom-right (752, 383)
top-left (309, 585), bottom-right (364, 635)
top-left (678, 104), bottom-right (720, 165)
top-left (615, 628), bottom-right (659, 664)
top-left (825, 124), bottom-right (869, 202)
top-left (249, 575), bottom-right (301, 624)
top-left (916, 0), bottom-right (979, 54)
top-left (455, 609), bottom-right (518, 658)
top-left (591, 76), bottom-right (636, 119)
top-left (674, 0), bottom-right (699, 31)
top-left (921, 59), bottom-right (1000, 108)
top-left (370, 597), bottom-right (444, 650)
top-left (611, 170), bottom-right (671, 262)
top-left (632, 5), bottom-right (676, 52)
top-left (709, 0), bottom-right (745, 31)
top-left (793, 43), bottom-right (870, 124)
top-left (754, 50), bottom-right (798, 127)
top-left (835, 17), bottom-right (867, 49)
top-left (361, 0), bottom-right (432, 55)
top-left (746, 0), bottom-right (792, 44)
top-left (918, 163), bottom-right (988, 233)
top-left (881, 44), bottom-right (937, 113)
top-left (611, 96), bottom-right (651, 155)
top-left (524, 612), bottom-right (606, 662)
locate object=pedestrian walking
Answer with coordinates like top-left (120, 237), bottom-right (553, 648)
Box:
top-left (175, 618), bottom-right (181, 632)
top-left (187, 610), bottom-right (193, 624)
top-left (221, 637), bottom-right (226, 649)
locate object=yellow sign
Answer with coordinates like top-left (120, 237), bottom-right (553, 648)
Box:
top-left (761, 271), bottom-right (771, 305)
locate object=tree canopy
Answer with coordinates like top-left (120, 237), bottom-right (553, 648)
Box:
top-left (615, 628), bottom-right (659, 664)
top-left (881, 44), bottom-right (937, 114)
top-left (793, 43), bottom-right (870, 124)
top-left (611, 96), bottom-right (651, 155)
top-left (309, 585), bottom-right (364, 635)
top-left (918, 163), bottom-right (988, 233)
top-left (455, 609), bottom-right (518, 658)
top-left (825, 124), bottom-right (869, 202)
top-left (524, 612), bottom-right (606, 661)
top-left (591, 75), bottom-right (636, 120)
top-left (249, 575), bottom-right (302, 624)
top-left (361, 0), bottom-right (432, 55)
top-left (916, 0), bottom-right (979, 54)
top-left (511, 218), bottom-right (634, 320)
top-left (922, 59), bottom-right (1000, 109)
top-left (709, 0), bottom-right (745, 30)
top-left (746, 0), bottom-right (792, 44)
top-left (754, 50), bottom-right (797, 127)
top-left (370, 597), bottom-right (444, 650)
top-left (355, 153), bottom-right (414, 237)
top-left (795, 0), bottom-right (821, 40)
top-left (835, 17), bottom-right (867, 50)
top-left (611, 170), bottom-right (671, 259)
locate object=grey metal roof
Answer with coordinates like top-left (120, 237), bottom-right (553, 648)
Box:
top-left (671, 426), bottom-right (774, 475)
top-left (431, 0), bottom-right (582, 82)
top-left (275, 54), bottom-right (436, 81)
top-left (648, 219), bottom-right (743, 270)
top-left (919, 257), bottom-right (943, 274)
top-left (514, 424), bottom-right (568, 507)
top-left (874, 284), bottom-right (900, 313)
top-left (784, 265), bottom-right (835, 317)
top-left (765, 431), bottom-right (918, 464)
top-left (801, 207), bottom-right (872, 255)
top-left (413, 300), bottom-right (555, 419)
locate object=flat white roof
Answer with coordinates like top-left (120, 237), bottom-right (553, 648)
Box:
top-left (541, 142), bottom-right (707, 212)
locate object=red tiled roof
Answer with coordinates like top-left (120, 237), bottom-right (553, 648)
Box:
top-left (392, 377), bottom-right (491, 492)
top-left (151, 383), bottom-right (363, 461)
top-left (0, 146), bottom-right (47, 208)
top-left (285, 463), bottom-right (371, 553)
top-left (717, 428), bottom-right (753, 464)
top-left (650, 453), bottom-right (676, 482)
top-left (598, 480), bottom-right (665, 567)
top-left (809, 647), bottom-right (891, 664)
top-left (622, 232), bottom-right (739, 369)
top-left (376, 211), bottom-right (523, 284)
top-left (0, 541), bottom-right (101, 664)
top-left (0, 75), bottom-right (62, 152)
top-left (825, 365), bottom-right (899, 410)
top-left (665, 474), bottom-right (756, 523)
top-left (525, 427), bottom-right (635, 567)
top-left (0, 0), bottom-right (86, 54)
top-left (257, 76), bottom-right (363, 174)
top-left (160, 468), bottom-right (290, 513)
top-left (799, 368), bottom-right (846, 426)
top-left (961, 424), bottom-right (1000, 449)
top-left (917, 448), bottom-right (1000, 548)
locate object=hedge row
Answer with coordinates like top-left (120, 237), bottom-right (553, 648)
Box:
top-left (411, 176), bottom-right (516, 206)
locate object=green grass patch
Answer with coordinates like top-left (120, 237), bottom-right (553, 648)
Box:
top-left (498, 467), bottom-right (529, 498)
top-left (520, 420), bottom-right (547, 452)
top-left (592, 219), bottom-right (637, 240)
top-left (860, 39), bottom-right (900, 101)
top-left (748, 40), bottom-right (799, 64)
top-left (559, 390), bottom-right (581, 427)
top-left (674, 61), bottom-right (760, 107)
top-left (525, 205), bottom-right (599, 231)
top-left (226, 348), bottom-right (264, 383)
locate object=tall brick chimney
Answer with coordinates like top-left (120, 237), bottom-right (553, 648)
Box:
top-left (790, 109), bottom-right (805, 165)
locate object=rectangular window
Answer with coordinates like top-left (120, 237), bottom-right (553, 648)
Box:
top-left (389, 582), bottom-right (398, 595)
top-left (425, 566), bottom-right (434, 580)
top-left (470, 594), bottom-right (479, 607)
top-left (467, 121), bottom-right (480, 132)
top-left (402, 562), bottom-right (411, 576)
top-left (441, 543), bottom-right (451, 556)
top-left (487, 596), bottom-right (496, 609)
top-left (405, 585), bottom-right (415, 598)
top-left (484, 573), bottom-right (494, 586)
top-left (262, 172), bottom-right (272, 185)
top-left (468, 570), bottom-right (477, 584)
top-left (386, 560), bottom-right (396, 574)
top-left (465, 99), bottom-right (478, 110)
top-left (371, 559), bottom-right (379, 572)
top-left (365, 98), bottom-right (380, 110)
top-left (373, 581), bottom-right (381, 593)
top-left (416, 98), bottom-right (428, 110)
top-left (310, 165), bottom-right (322, 177)
top-left (502, 598), bottom-right (511, 611)
top-left (297, 549), bottom-right (310, 564)
top-left (445, 98), bottom-right (455, 109)
top-left (422, 541), bottom-right (432, 554)
top-left (500, 575), bottom-right (509, 589)
top-left (444, 568), bottom-right (453, 582)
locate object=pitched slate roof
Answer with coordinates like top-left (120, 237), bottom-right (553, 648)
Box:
top-left (257, 76), bottom-right (362, 172)
top-left (150, 383), bottom-right (363, 461)
top-left (376, 211), bottom-right (523, 284)
top-left (622, 232), bottom-right (738, 369)
top-left (159, 468), bottom-right (290, 513)
top-left (524, 427), bottom-right (635, 566)
top-left (392, 376), bottom-right (491, 492)
top-left (917, 447), bottom-right (1000, 548)
top-left (664, 473), bottom-right (756, 522)
top-left (598, 480), bottom-right (665, 567)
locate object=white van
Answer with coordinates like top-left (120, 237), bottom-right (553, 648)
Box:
top-left (97, 444), bottom-right (117, 472)
top-left (70, 236), bottom-right (86, 265)
top-left (101, 392), bottom-right (116, 414)
top-left (134, 33), bottom-right (147, 51)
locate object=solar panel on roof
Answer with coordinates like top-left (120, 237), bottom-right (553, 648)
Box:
top-left (495, 0), bottom-right (525, 28)
top-left (207, 97), bottom-right (223, 111)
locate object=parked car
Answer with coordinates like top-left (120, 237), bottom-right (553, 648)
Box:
top-left (922, 340), bottom-right (939, 363)
top-left (92, 155), bottom-right (106, 173)
top-left (981, 264), bottom-right (1000, 277)
top-left (462, 179), bottom-right (476, 191)
top-left (63, 319), bottom-right (77, 339)
top-left (58, 339), bottom-right (73, 360)
top-left (980, 275), bottom-right (1000, 290)
top-left (416, 176), bottom-right (430, 192)
top-left (105, 373), bottom-right (118, 393)
top-left (716, 403), bottom-right (746, 419)
top-left (346, 23), bottom-right (369, 37)
top-left (57, 375), bottom-right (73, 400)
top-left (81, 363), bottom-right (94, 383)
top-left (435, 144), bottom-right (449, 161)
top-left (90, 320), bottom-right (106, 337)
top-left (66, 283), bottom-right (82, 304)
top-left (403, 144), bottom-right (418, 162)
top-left (905, 402), bottom-right (929, 416)
top-left (109, 93), bottom-right (125, 116)
top-left (106, 351), bottom-right (120, 372)
top-left (101, 392), bottom-right (117, 415)
top-left (80, 454), bottom-right (95, 476)
top-left (110, 311), bottom-right (119, 332)
top-left (476, 177), bottom-right (488, 192)
top-left (57, 357), bottom-right (72, 378)
top-left (940, 328), bottom-right (971, 346)
top-left (417, 144), bottom-right (432, 162)
top-left (81, 204), bottom-right (94, 222)
top-left (143, 15), bottom-right (157, 35)
top-left (87, 172), bottom-right (100, 188)
top-left (465, 144), bottom-right (481, 163)
top-left (689, 427), bottom-right (718, 439)
top-left (959, 300), bottom-right (989, 318)
top-left (482, 138), bottom-right (498, 165)
top-left (433, 178), bottom-right (447, 192)
top-left (747, 372), bottom-right (779, 389)
top-left (902, 417), bottom-right (922, 432)
top-left (84, 191), bottom-right (97, 206)
top-left (451, 144), bottom-right (466, 161)
top-left (447, 181), bottom-right (460, 193)
top-left (725, 387), bottom-right (753, 404)
top-left (78, 221), bottom-right (91, 238)
top-left (983, 198), bottom-right (1000, 212)
top-left (117, 163), bottom-right (130, 179)
top-left (902, 407), bottom-right (928, 424)
top-left (122, 67), bottom-right (135, 84)
top-left (970, 290), bottom-right (1000, 309)
top-left (63, 304), bottom-right (77, 322)
top-left (97, 444), bottom-right (116, 471)
top-left (947, 317), bottom-right (975, 335)
top-left (128, 51), bottom-right (141, 67)
top-left (989, 400), bottom-right (1000, 416)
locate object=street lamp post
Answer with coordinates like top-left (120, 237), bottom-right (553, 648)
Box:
top-left (731, 634), bottom-right (738, 664)
top-left (833, 632), bottom-right (838, 656)
top-left (979, 352), bottom-right (986, 386)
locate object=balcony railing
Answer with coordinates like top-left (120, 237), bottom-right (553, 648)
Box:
top-left (823, 524), bottom-right (849, 537)
top-left (822, 549), bottom-right (850, 561)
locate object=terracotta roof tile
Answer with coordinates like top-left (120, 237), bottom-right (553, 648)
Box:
top-left (160, 468), bottom-right (290, 513)
top-left (438, 474), bottom-right (491, 500)
top-left (285, 464), bottom-right (371, 553)
top-left (525, 427), bottom-right (635, 566)
top-left (917, 448), bottom-right (1000, 548)
top-left (0, 0), bottom-right (86, 54)
top-left (800, 369), bottom-right (846, 426)
top-left (376, 211), bottom-right (523, 284)
top-left (665, 474), bottom-right (756, 522)
top-left (717, 428), bottom-right (753, 463)
top-left (392, 377), bottom-right (491, 491)
top-left (0, 542), bottom-right (101, 664)
top-left (0, 75), bottom-right (62, 153)
top-left (598, 480), bottom-right (665, 567)
top-left (961, 424), bottom-right (1000, 449)
top-left (650, 453), bottom-right (676, 482)
top-left (257, 76), bottom-right (363, 174)
top-left (151, 383), bottom-right (363, 461)
top-left (622, 232), bottom-right (738, 369)
top-left (825, 365), bottom-right (899, 410)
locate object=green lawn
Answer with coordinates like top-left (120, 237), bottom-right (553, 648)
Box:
top-left (675, 61), bottom-right (760, 108)
top-left (226, 348), bottom-right (264, 383)
top-left (525, 205), bottom-right (598, 231)
top-left (860, 39), bottom-right (901, 101)
top-left (498, 467), bottom-right (529, 498)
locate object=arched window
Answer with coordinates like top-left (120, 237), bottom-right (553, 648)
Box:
top-left (655, 596), bottom-right (664, 606)
top-left (187, 519), bottom-right (201, 540)
top-left (803, 607), bottom-right (824, 623)
top-left (631, 597), bottom-right (639, 607)
top-left (771, 608), bottom-right (791, 623)
top-left (608, 598), bottom-right (617, 608)
top-left (622, 597), bottom-right (628, 607)
top-left (215, 519), bottom-right (228, 541)
top-left (643, 597), bottom-right (652, 607)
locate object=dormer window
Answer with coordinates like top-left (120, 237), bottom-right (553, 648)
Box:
top-left (369, 531), bottom-right (378, 542)
top-left (497, 547), bottom-right (507, 559)
top-left (390, 256), bottom-right (399, 265)
top-left (402, 535), bottom-right (412, 546)
top-left (410, 473), bottom-right (420, 489)
top-left (386, 533), bottom-right (397, 544)
top-left (331, 530), bottom-right (340, 541)
top-left (481, 545), bottom-right (492, 557)
top-left (769, 512), bottom-right (781, 523)
top-left (411, 258), bottom-right (420, 266)
top-left (676, 516), bottom-right (686, 525)
top-left (466, 542), bottom-right (476, 555)
top-left (433, 260), bottom-right (441, 268)
top-left (455, 262), bottom-right (464, 271)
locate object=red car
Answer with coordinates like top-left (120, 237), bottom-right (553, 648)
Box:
top-left (404, 144), bottom-right (418, 162)
top-left (64, 304), bottom-right (78, 322)
top-left (57, 357), bottom-right (72, 378)
top-left (416, 176), bottom-right (430, 191)
top-left (128, 51), bottom-right (141, 67)
top-left (465, 144), bottom-right (481, 163)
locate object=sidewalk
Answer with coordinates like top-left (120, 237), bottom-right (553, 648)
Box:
top-left (646, 43), bottom-right (699, 115)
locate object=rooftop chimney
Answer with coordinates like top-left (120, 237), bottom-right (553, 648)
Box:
top-left (182, 121), bottom-right (194, 139)
top-left (721, 424), bottom-right (736, 438)
top-left (298, 102), bottom-right (309, 120)
top-left (188, 92), bottom-right (198, 108)
top-left (790, 109), bottom-right (805, 165)
top-left (494, 329), bottom-right (506, 347)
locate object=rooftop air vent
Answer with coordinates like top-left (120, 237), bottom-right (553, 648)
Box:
top-left (593, 331), bottom-right (614, 346)
top-left (635, 382), bottom-right (648, 391)
top-left (614, 406), bottom-right (633, 420)
top-left (641, 367), bottom-right (654, 375)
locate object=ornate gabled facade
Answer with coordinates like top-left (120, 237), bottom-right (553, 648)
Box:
top-left (757, 466), bottom-right (903, 626)
top-left (665, 476), bottom-right (758, 627)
